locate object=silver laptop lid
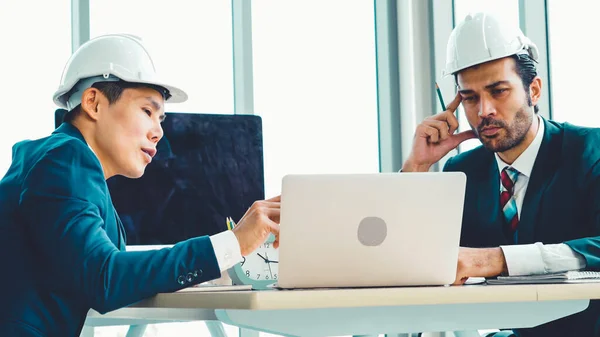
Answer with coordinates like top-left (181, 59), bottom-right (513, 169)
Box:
top-left (277, 172), bottom-right (466, 288)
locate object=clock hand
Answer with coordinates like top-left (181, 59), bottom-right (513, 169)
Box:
top-left (257, 253), bottom-right (268, 262)
top-left (267, 260), bottom-right (273, 278)
top-left (265, 253), bottom-right (277, 263)
top-left (266, 252), bottom-right (273, 278)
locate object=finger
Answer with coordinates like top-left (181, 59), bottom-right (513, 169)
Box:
top-left (452, 276), bottom-right (468, 286)
top-left (270, 224), bottom-right (280, 249)
top-left (260, 207), bottom-right (281, 223)
top-left (420, 125), bottom-right (439, 143)
top-left (259, 217), bottom-right (280, 244)
top-left (447, 130), bottom-right (476, 147)
top-left (255, 201), bottom-right (281, 209)
top-left (250, 200), bottom-right (280, 214)
top-left (268, 222), bottom-right (280, 236)
top-left (423, 119), bottom-right (450, 141)
top-left (452, 130), bottom-right (477, 145)
top-left (273, 229), bottom-right (280, 249)
top-left (266, 195), bottom-right (281, 202)
top-left (429, 110), bottom-right (458, 135)
top-left (446, 92), bottom-right (462, 113)
top-left (446, 111), bottom-right (459, 135)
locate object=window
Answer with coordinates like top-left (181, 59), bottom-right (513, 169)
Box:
top-left (547, 0), bottom-right (600, 126)
top-left (0, 0), bottom-right (71, 176)
top-left (252, 0), bottom-right (380, 198)
top-left (453, 0), bottom-right (520, 153)
top-left (90, 0), bottom-right (234, 114)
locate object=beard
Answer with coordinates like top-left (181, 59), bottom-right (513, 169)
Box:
top-left (473, 102), bottom-right (534, 153)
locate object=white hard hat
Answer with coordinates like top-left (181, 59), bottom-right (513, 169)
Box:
top-left (53, 34), bottom-right (187, 110)
top-left (443, 12), bottom-right (539, 77)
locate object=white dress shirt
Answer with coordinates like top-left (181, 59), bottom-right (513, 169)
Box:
top-left (496, 116), bottom-right (586, 276)
top-left (209, 230), bottom-right (244, 271)
top-left (86, 145), bottom-right (243, 272)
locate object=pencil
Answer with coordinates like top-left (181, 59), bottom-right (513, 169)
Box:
top-left (226, 217), bottom-right (232, 230)
top-left (435, 82), bottom-right (446, 111)
top-left (227, 217), bottom-right (236, 230)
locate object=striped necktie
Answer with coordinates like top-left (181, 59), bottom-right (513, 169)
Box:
top-left (500, 166), bottom-right (520, 234)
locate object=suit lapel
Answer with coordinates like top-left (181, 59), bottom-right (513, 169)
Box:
top-left (474, 152), bottom-right (509, 244)
top-left (518, 118), bottom-right (562, 244)
top-left (55, 120), bottom-right (128, 250)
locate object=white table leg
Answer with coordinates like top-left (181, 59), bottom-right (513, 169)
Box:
top-left (125, 325), bottom-right (147, 337)
top-left (206, 321), bottom-right (229, 337)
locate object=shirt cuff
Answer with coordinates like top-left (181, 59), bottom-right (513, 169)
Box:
top-left (209, 230), bottom-right (243, 272)
top-left (500, 243), bottom-right (546, 276)
top-left (540, 243), bottom-right (587, 273)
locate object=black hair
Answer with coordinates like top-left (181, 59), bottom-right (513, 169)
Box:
top-left (63, 81), bottom-right (170, 123)
top-left (510, 53), bottom-right (539, 113)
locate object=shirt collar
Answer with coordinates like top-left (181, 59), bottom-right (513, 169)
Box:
top-left (495, 115), bottom-right (545, 178)
top-left (88, 145), bottom-right (98, 158)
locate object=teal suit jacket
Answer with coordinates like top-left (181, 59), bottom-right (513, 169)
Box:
top-left (444, 117), bottom-right (600, 336)
top-left (0, 123), bottom-right (221, 336)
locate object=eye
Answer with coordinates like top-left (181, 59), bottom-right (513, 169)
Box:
top-left (463, 96), bottom-right (476, 102)
top-left (143, 108), bottom-right (152, 116)
top-left (492, 88), bottom-right (508, 95)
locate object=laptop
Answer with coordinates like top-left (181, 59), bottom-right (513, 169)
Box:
top-left (276, 172), bottom-right (466, 289)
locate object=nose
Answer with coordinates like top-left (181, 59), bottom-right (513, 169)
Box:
top-left (478, 97), bottom-right (496, 118)
top-left (149, 120), bottom-right (164, 143)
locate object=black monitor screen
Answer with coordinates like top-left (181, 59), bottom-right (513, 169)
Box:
top-left (55, 110), bottom-right (265, 245)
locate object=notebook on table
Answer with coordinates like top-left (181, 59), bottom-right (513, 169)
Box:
top-left (487, 271), bottom-right (600, 285)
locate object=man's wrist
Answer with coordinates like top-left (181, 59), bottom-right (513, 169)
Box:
top-left (401, 159), bottom-right (431, 172)
top-left (488, 247), bottom-right (508, 276)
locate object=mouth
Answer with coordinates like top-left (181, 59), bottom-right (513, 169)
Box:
top-left (479, 126), bottom-right (501, 136)
top-left (141, 148), bottom-right (157, 160)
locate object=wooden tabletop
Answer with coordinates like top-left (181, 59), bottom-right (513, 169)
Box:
top-left (130, 283), bottom-right (600, 310)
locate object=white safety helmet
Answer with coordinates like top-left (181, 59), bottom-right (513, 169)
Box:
top-left (53, 34), bottom-right (187, 110)
top-left (443, 12), bottom-right (539, 77)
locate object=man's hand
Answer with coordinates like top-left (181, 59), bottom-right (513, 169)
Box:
top-left (402, 93), bottom-right (477, 172)
top-left (232, 195), bottom-right (281, 256)
top-left (454, 247), bottom-right (508, 285)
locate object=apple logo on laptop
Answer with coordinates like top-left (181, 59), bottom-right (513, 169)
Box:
top-left (357, 216), bottom-right (387, 246)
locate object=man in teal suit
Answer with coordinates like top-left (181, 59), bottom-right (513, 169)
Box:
top-left (0, 34), bottom-right (280, 336)
top-left (402, 13), bottom-right (600, 336)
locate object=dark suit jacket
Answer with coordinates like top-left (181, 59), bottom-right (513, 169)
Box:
top-left (0, 123), bottom-right (221, 336)
top-left (444, 117), bottom-right (600, 337)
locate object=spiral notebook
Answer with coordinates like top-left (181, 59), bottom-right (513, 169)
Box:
top-left (487, 271), bottom-right (600, 285)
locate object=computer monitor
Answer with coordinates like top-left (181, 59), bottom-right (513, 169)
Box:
top-left (54, 110), bottom-right (265, 245)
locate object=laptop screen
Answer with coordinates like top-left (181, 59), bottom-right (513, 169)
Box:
top-left (54, 110), bottom-right (265, 245)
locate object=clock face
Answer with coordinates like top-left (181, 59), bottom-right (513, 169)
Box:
top-left (240, 242), bottom-right (279, 281)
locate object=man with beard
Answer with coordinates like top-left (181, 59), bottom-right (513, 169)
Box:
top-left (402, 12), bottom-right (600, 337)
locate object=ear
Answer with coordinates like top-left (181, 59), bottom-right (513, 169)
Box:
top-left (529, 76), bottom-right (542, 107)
top-left (80, 88), bottom-right (102, 122)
